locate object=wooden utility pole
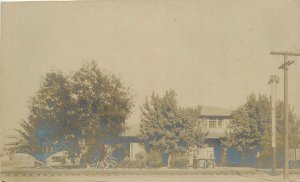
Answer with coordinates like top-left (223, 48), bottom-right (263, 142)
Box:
top-left (269, 75), bottom-right (279, 176)
top-left (270, 51), bottom-right (300, 180)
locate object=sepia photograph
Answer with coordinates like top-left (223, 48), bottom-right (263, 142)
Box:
top-left (1, 0), bottom-right (300, 181)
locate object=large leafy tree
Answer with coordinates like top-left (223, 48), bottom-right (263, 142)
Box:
top-left (224, 93), bottom-right (300, 166)
top-left (139, 90), bottom-right (206, 155)
top-left (181, 106), bottom-right (207, 149)
top-left (7, 61), bottom-right (133, 166)
top-left (8, 72), bottom-right (73, 163)
top-left (70, 61), bottom-right (133, 165)
top-left (224, 105), bottom-right (260, 161)
top-left (259, 100), bottom-right (300, 167)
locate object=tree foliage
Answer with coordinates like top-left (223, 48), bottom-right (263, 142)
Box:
top-left (7, 61), bottom-right (133, 166)
top-left (71, 62), bottom-right (132, 138)
top-left (8, 72), bottom-right (73, 162)
top-left (224, 93), bottom-right (300, 166)
top-left (139, 90), bottom-right (206, 155)
top-left (224, 105), bottom-right (260, 160)
top-left (181, 106), bottom-right (207, 148)
top-left (259, 100), bottom-right (300, 167)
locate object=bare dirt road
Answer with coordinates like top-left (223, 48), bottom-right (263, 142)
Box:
top-left (1, 174), bottom-right (300, 182)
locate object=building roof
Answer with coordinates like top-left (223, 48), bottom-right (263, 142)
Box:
top-left (200, 106), bottom-right (231, 117)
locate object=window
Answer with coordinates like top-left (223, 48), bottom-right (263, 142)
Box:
top-left (209, 120), bottom-right (217, 128)
top-left (218, 120), bottom-right (222, 128)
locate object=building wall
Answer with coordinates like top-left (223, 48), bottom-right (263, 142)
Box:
top-left (129, 143), bottom-right (144, 160)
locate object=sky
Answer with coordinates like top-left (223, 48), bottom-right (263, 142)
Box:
top-left (1, 0), bottom-right (300, 146)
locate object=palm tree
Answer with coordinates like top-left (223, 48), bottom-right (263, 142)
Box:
top-left (6, 120), bottom-right (53, 165)
top-left (7, 120), bottom-right (35, 155)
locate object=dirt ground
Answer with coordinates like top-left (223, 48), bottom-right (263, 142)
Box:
top-left (1, 174), bottom-right (300, 182)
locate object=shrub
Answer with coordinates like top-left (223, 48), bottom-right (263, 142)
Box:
top-left (135, 152), bottom-right (145, 161)
top-left (117, 157), bottom-right (146, 168)
top-left (169, 156), bottom-right (189, 169)
top-left (128, 160), bottom-right (146, 168)
top-left (144, 151), bottom-right (162, 168)
top-left (118, 151), bottom-right (163, 169)
top-left (117, 157), bottom-right (131, 168)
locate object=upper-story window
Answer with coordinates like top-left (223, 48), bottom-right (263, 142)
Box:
top-left (209, 120), bottom-right (217, 128)
top-left (218, 120), bottom-right (222, 128)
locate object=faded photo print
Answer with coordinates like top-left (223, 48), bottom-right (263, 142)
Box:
top-left (1, 0), bottom-right (300, 182)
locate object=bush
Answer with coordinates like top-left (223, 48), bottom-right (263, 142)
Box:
top-left (169, 156), bottom-right (189, 169)
top-left (144, 151), bottom-right (162, 168)
top-left (128, 160), bottom-right (146, 168)
top-left (117, 157), bottom-right (146, 168)
top-left (135, 152), bottom-right (145, 161)
top-left (118, 151), bottom-right (162, 169)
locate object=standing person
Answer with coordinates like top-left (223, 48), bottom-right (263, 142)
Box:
top-left (256, 151), bottom-right (260, 167)
top-left (168, 154), bottom-right (172, 168)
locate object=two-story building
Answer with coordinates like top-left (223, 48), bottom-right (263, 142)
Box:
top-left (123, 106), bottom-right (234, 166)
top-left (197, 106), bottom-right (232, 165)
top-left (196, 106), bottom-right (258, 167)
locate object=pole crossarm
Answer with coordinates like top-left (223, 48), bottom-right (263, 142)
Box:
top-left (271, 51), bottom-right (300, 56)
top-left (279, 61), bottom-right (295, 69)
